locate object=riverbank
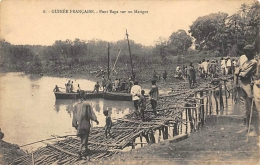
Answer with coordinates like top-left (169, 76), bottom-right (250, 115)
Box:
top-left (0, 66), bottom-right (187, 92)
top-left (0, 140), bottom-right (26, 165)
top-left (79, 116), bottom-right (259, 165)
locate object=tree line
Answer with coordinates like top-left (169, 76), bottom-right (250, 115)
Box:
top-left (0, 1), bottom-right (259, 75)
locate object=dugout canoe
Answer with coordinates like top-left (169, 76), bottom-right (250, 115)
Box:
top-left (54, 91), bottom-right (104, 99)
top-left (103, 92), bottom-right (132, 101)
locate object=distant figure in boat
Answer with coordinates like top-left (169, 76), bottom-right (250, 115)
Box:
top-left (103, 109), bottom-right (112, 138)
top-left (77, 84), bottom-right (85, 98)
top-left (106, 79), bottom-right (113, 92)
top-left (127, 78), bottom-right (134, 93)
top-left (101, 75), bottom-right (107, 92)
top-left (77, 84), bottom-right (81, 93)
top-left (93, 82), bottom-right (100, 93)
top-left (53, 85), bottom-right (60, 92)
top-left (0, 128), bottom-right (4, 140)
top-left (114, 78), bottom-right (120, 92)
top-left (71, 81), bottom-right (74, 93)
top-left (131, 81), bottom-right (142, 116)
top-left (72, 99), bottom-right (99, 160)
top-left (65, 80), bottom-right (71, 93)
top-left (120, 80), bottom-right (126, 91)
top-left (149, 80), bottom-right (159, 116)
top-left (138, 90), bottom-right (147, 121)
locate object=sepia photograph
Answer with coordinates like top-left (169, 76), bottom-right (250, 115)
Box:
top-left (0, 0), bottom-right (259, 164)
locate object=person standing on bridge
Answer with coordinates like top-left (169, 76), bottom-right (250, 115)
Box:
top-left (149, 80), bottom-right (159, 116)
top-left (235, 45), bottom-right (257, 135)
top-left (131, 81), bottom-right (142, 117)
top-left (187, 62), bottom-right (196, 88)
top-left (138, 90), bottom-right (147, 121)
top-left (72, 99), bottom-right (99, 160)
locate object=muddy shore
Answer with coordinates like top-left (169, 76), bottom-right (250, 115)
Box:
top-left (79, 116), bottom-right (259, 165)
top-left (0, 140), bottom-right (26, 165)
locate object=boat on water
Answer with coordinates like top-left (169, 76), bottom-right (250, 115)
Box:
top-left (103, 92), bottom-right (132, 101)
top-left (54, 91), bottom-right (104, 99)
top-left (55, 30), bottom-right (136, 101)
top-left (54, 91), bottom-right (131, 101)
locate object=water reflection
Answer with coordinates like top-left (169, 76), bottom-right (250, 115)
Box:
top-left (0, 72), bottom-right (135, 151)
top-left (54, 98), bottom-right (135, 125)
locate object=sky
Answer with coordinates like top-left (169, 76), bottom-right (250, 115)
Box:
top-left (0, 0), bottom-right (256, 46)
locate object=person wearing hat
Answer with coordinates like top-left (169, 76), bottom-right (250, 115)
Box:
top-left (235, 44), bottom-right (258, 136)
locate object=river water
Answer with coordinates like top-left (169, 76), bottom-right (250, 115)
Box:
top-left (0, 72), bottom-right (238, 152)
top-left (0, 72), bottom-right (135, 151)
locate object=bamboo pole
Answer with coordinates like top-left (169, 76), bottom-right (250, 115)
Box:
top-left (200, 91), bottom-right (205, 126)
top-left (213, 89), bottom-right (219, 115)
top-left (31, 152), bottom-right (35, 165)
top-left (126, 29), bottom-right (134, 79)
top-left (219, 83), bottom-right (224, 114)
top-left (187, 104), bottom-right (194, 132)
top-left (42, 142), bottom-right (78, 157)
top-left (209, 89), bottom-right (212, 115)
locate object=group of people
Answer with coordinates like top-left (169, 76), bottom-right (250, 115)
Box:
top-left (198, 59), bottom-right (219, 78)
top-left (63, 35), bottom-right (260, 160)
top-left (198, 57), bottom-right (236, 79)
top-left (71, 79), bottom-right (159, 160)
top-left (152, 70), bottom-right (168, 82)
top-left (65, 80), bottom-right (74, 93)
top-left (220, 56), bottom-right (236, 75)
top-left (95, 75), bottom-right (134, 93)
top-left (53, 80), bottom-right (76, 93)
top-left (130, 80), bottom-right (159, 120)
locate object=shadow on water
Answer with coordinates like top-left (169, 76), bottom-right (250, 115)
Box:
top-left (54, 98), bottom-right (135, 124)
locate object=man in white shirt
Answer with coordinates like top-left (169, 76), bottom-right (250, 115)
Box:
top-left (220, 57), bottom-right (226, 75)
top-left (226, 57), bottom-right (232, 75)
top-left (130, 81), bottom-right (142, 114)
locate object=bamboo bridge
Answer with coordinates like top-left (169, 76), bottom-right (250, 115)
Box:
top-left (12, 76), bottom-right (234, 165)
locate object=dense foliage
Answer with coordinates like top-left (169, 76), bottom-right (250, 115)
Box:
top-left (0, 1), bottom-right (259, 76)
top-left (189, 1), bottom-right (260, 53)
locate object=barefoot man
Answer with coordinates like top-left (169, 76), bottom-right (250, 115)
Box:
top-left (72, 99), bottom-right (99, 160)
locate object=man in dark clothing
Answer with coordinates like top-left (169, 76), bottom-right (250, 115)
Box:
top-left (53, 85), bottom-right (60, 92)
top-left (93, 82), bottom-right (100, 93)
top-left (187, 62), bottom-right (196, 88)
top-left (103, 110), bottom-right (112, 138)
top-left (72, 100), bottom-right (99, 159)
top-left (106, 79), bottom-right (113, 92)
top-left (152, 70), bottom-right (158, 81)
top-left (149, 80), bottom-right (159, 116)
top-left (120, 80), bottom-right (126, 91)
top-left (163, 70), bottom-right (167, 82)
top-left (138, 90), bottom-right (147, 121)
